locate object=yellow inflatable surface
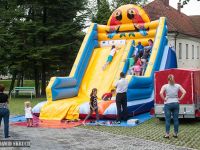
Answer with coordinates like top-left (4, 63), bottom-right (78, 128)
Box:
top-left (40, 42), bottom-right (132, 120)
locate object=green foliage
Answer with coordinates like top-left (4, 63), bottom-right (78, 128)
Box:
top-left (0, 80), bottom-right (35, 91)
top-left (22, 0), bottom-right (89, 75)
top-left (0, 0), bottom-right (88, 74)
top-left (0, 0), bottom-right (89, 95)
top-left (92, 0), bottom-right (112, 25)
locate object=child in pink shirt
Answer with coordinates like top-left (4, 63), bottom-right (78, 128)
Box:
top-left (133, 57), bottom-right (142, 76)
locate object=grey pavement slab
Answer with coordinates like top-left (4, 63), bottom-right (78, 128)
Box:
top-left (0, 126), bottom-right (195, 150)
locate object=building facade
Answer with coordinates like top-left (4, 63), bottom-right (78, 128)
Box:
top-left (144, 0), bottom-right (200, 69)
top-left (168, 33), bottom-right (200, 69)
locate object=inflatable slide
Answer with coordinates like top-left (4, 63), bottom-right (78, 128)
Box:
top-left (36, 4), bottom-right (177, 120)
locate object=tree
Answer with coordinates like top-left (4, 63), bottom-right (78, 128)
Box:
top-left (92, 0), bottom-right (112, 24)
top-left (0, 0), bottom-right (89, 97)
top-left (31, 0), bottom-right (88, 96)
top-left (0, 0), bottom-right (25, 94)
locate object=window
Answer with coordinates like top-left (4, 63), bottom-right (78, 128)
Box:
top-left (178, 43), bottom-right (182, 59)
top-left (186, 44), bottom-right (189, 59)
top-left (197, 46), bottom-right (200, 59)
top-left (192, 45), bottom-right (194, 59)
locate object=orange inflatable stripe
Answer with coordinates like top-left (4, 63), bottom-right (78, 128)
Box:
top-left (98, 29), bottom-right (156, 41)
top-left (97, 20), bottom-right (159, 33)
top-left (97, 100), bottom-right (115, 115)
top-left (39, 119), bottom-right (82, 128)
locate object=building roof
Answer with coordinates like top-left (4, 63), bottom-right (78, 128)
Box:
top-left (143, 0), bottom-right (200, 38)
top-left (189, 15), bottom-right (200, 32)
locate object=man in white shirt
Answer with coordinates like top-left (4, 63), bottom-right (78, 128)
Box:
top-left (115, 72), bottom-right (129, 123)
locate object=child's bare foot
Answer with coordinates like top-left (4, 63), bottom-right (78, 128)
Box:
top-left (82, 121), bottom-right (86, 126)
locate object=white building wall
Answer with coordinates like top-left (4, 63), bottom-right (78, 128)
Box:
top-left (168, 33), bottom-right (200, 69)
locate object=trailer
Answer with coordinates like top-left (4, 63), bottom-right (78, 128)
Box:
top-left (154, 68), bottom-right (200, 118)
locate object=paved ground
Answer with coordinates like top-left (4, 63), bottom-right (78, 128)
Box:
top-left (0, 126), bottom-right (195, 150)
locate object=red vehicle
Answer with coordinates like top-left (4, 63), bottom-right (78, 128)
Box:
top-left (154, 68), bottom-right (200, 118)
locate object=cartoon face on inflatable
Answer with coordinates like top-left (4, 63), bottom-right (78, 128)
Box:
top-left (107, 4), bottom-right (150, 26)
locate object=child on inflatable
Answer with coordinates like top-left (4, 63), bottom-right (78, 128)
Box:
top-left (135, 41), bottom-right (144, 57)
top-left (127, 55), bottom-right (136, 75)
top-left (144, 39), bottom-right (153, 53)
top-left (141, 39), bottom-right (154, 75)
top-left (103, 45), bottom-right (121, 70)
top-left (24, 101), bottom-right (33, 127)
top-left (83, 88), bottom-right (99, 125)
top-left (133, 56), bottom-right (142, 76)
top-left (102, 89), bottom-right (116, 101)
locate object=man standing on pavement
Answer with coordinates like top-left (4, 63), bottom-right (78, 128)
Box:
top-left (115, 72), bottom-right (128, 124)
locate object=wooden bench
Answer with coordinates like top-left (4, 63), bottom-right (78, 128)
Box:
top-left (11, 87), bottom-right (36, 99)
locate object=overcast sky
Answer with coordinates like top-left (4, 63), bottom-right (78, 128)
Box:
top-left (149, 0), bottom-right (200, 16)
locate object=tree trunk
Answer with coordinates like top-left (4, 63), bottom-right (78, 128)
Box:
top-left (20, 72), bottom-right (24, 87)
top-left (41, 62), bottom-right (46, 96)
top-left (16, 73), bottom-right (21, 96)
top-left (16, 74), bottom-right (21, 87)
top-left (34, 66), bottom-right (40, 98)
top-left (9, 72), bottom-right (17, 96)
top-left (40, 6), bottom-right (47, 97)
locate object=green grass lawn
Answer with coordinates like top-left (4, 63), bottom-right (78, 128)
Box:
top-left (0, 80), bottom-right (43, 114)
top-left (9, 97), bottom-right (45, 115)
top-left (80, 118), bottom-right (200, 149)
top-left (0, 80), bottom-right (35, 91)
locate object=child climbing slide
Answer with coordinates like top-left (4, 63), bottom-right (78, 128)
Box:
top-left (102, 45), bottom-right (121, 70)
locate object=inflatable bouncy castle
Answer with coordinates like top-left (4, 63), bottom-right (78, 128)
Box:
top-left (34, 4), bottom-right (177, 120)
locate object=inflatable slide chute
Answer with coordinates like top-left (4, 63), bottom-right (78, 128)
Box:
top-left (34, 4), bottom-right (177, 120)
